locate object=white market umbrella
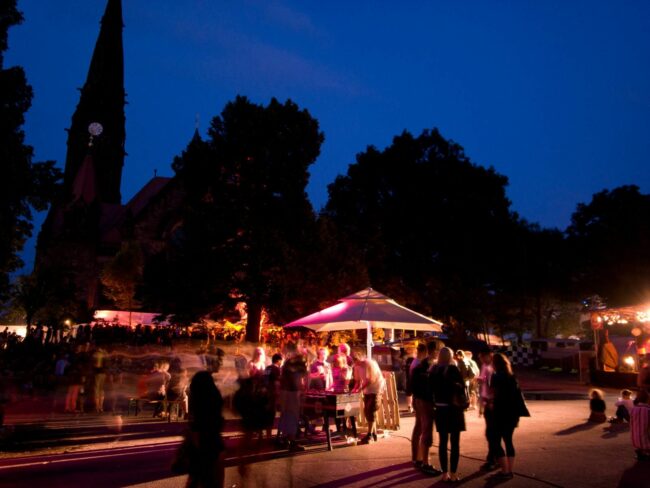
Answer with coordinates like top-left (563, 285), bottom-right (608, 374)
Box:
top-left (284, 288), bottom-right (443, 358)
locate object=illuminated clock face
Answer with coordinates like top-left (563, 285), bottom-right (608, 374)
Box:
top-left (88, 122), bottom-right (104, 136)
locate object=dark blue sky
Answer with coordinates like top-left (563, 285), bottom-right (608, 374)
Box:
top-left (6, 1), bottom-right (650, 270)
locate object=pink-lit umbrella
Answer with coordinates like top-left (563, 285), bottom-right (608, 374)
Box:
top-left (284, 288), bottom-right (443, 358)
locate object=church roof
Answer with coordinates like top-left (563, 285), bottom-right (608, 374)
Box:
top-left (98, 176), bottom-right (173, 246)
top-left (125, 176), bottom-right (172, 217)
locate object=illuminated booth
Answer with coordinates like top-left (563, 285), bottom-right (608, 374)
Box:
top-left (590, 305), bottom-right (650, 387)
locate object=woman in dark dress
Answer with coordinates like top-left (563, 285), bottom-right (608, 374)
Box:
top-left (487, 353), bottom-right (526, 480)
top-left (429, 347), bottom-right (466, 482)
top-left (186, 371), bottom-right (225, 488)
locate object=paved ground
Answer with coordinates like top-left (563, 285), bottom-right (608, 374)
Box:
top-left (1, 368), bottom-right (648, 488)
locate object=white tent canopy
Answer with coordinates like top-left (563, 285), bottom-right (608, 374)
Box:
top-left (284, 288), bottom-right (443, 358)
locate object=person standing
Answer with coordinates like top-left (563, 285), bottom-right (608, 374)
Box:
top-left (487, 353), bottom-right (528, 480)
top-left (404, 348), bottom-right (417, 414)
top-left (331, 354), bottom-right (352, 392)
top-left (413, 341), bottom-right (441, 476)
top-left (430, 347), bottom-right (466, 482)
top-left (478, 350), bottom-right (497, 471)
top-left (277, 348), bottom-right (308, 451)
top-left (248, 347), bottom-right (267, 377)
top-left (637, 354), bottom-right (650, 394)
top-left (92, 346), bottom-right (107, 414)
top-left (631, 389), bottom-right (650, 460)
top-left (309, 347), bottom-right (332, 391)
top-left (185, 371), bottom-right (225, 488)
top-left (600, 329), bottom-right (619, 372)
top-left (408, 343), bottom-right (427, 465)
top-left (359, 359), bottom-right (386, 443)
top-left (465, 351), bottom-right (480, 410)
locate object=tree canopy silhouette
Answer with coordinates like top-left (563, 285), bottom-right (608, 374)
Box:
top-left (567, 185), bottom-right (650, 307)
top-left (324, 128), bottom-right (519, 331)
top-left (0, 1), bottom-right (61, 303)
top-left (159, 96), bottom-right (324, 340)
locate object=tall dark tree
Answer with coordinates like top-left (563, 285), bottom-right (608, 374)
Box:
top-left (101, 240), bottom-right (144, 324)
top-left (168, 96), bottom-right (324, 340)
top-left (496, 221), bottom-right (575, 339)
top-left (566, 185), bottom-right (650, 307)
top-left (0, 2), bottom-right (61, 303)
top-left (5, 266), bottom-right (89, 339)
top-left (324, 128), bottom-right (518, 334)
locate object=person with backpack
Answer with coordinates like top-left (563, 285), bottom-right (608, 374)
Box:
top-left (455, 350), bottom-right (471, 397)
top-left (465, 351), bottom-right (480, 410)
top-left (455, 350), bottom-right (476, 408)
top-left (430, 347), bottom-right (467, 482)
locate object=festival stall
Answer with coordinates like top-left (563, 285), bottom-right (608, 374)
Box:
top-left (590, 304), bottom-right (650, 387)
top-left (285, 288), bottom-right (443, 438)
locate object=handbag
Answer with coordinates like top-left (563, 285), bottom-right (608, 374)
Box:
top-left (515, 383), bottom-right (530, 417)
top-left (445, 366), bottom-right (469, 410)
top-left (171, 431), bottom-right (194, 474)
top-left (452, 381), bottom-right (470, 410)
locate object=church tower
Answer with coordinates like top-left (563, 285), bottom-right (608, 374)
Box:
top-left (36, 0), bottom-right (126, 311)
top-left (63, 0), bottom-right (125, 205)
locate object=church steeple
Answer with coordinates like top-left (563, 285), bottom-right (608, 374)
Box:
top-left (63, 0), bottom-right (125, 205)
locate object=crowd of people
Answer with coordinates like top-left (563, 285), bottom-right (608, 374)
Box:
top-left (232, 342), bottom-right (387, 452)
top-left (406, 342), bottom-right (529, 482)
top-left (10, 322), bottom-right (650, 486)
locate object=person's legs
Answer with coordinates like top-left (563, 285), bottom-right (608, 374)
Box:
top-left (438, 431), bottom-right (449, 473)
top-left (482, 408), bottom-right (498, 469)
top-left (502, 426), bottom-right (516, 473)
top-left (418, 406), bottom-right (433, 465)
top-left (361, 394), bottom-right (377, 442)
top-left (94, 373), bottom-right (106, 413)
top-left (418, 401), bottom-right (440, 474)
top-left (489, 429), bottom-right (505, 469)
top-left (411, 398), bottom-right (423, 462)
top-left (450, 431), bottom-right (461, 474)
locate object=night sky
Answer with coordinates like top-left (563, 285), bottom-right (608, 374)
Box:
top-left (6, 1), bottom-right (650, 271)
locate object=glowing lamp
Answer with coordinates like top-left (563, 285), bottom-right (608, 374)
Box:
top-left (623, 355), bottom-right (635, 367)
top-left (632, 327), bottom-right (642, 337)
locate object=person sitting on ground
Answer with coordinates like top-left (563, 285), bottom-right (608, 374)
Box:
top-left (610, 389), bottom-right (634, 423)
top-left (631, 389), bottom-right (650, 460)
top-left (588, 388), bottom-right (607, 423)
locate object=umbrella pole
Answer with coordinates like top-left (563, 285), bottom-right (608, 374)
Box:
top-left (365, 320), bottom-right (372, 359)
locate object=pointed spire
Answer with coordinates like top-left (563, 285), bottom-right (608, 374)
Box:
top-left (63, 0), bottom-right (125, 205)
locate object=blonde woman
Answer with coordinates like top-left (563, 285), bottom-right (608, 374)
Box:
top-left (248, 347), bottom-right (266, 377)
top-left (429, 346), bottom-right (466, 482)
top-left (360, 359), bottom-right (386, 443)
